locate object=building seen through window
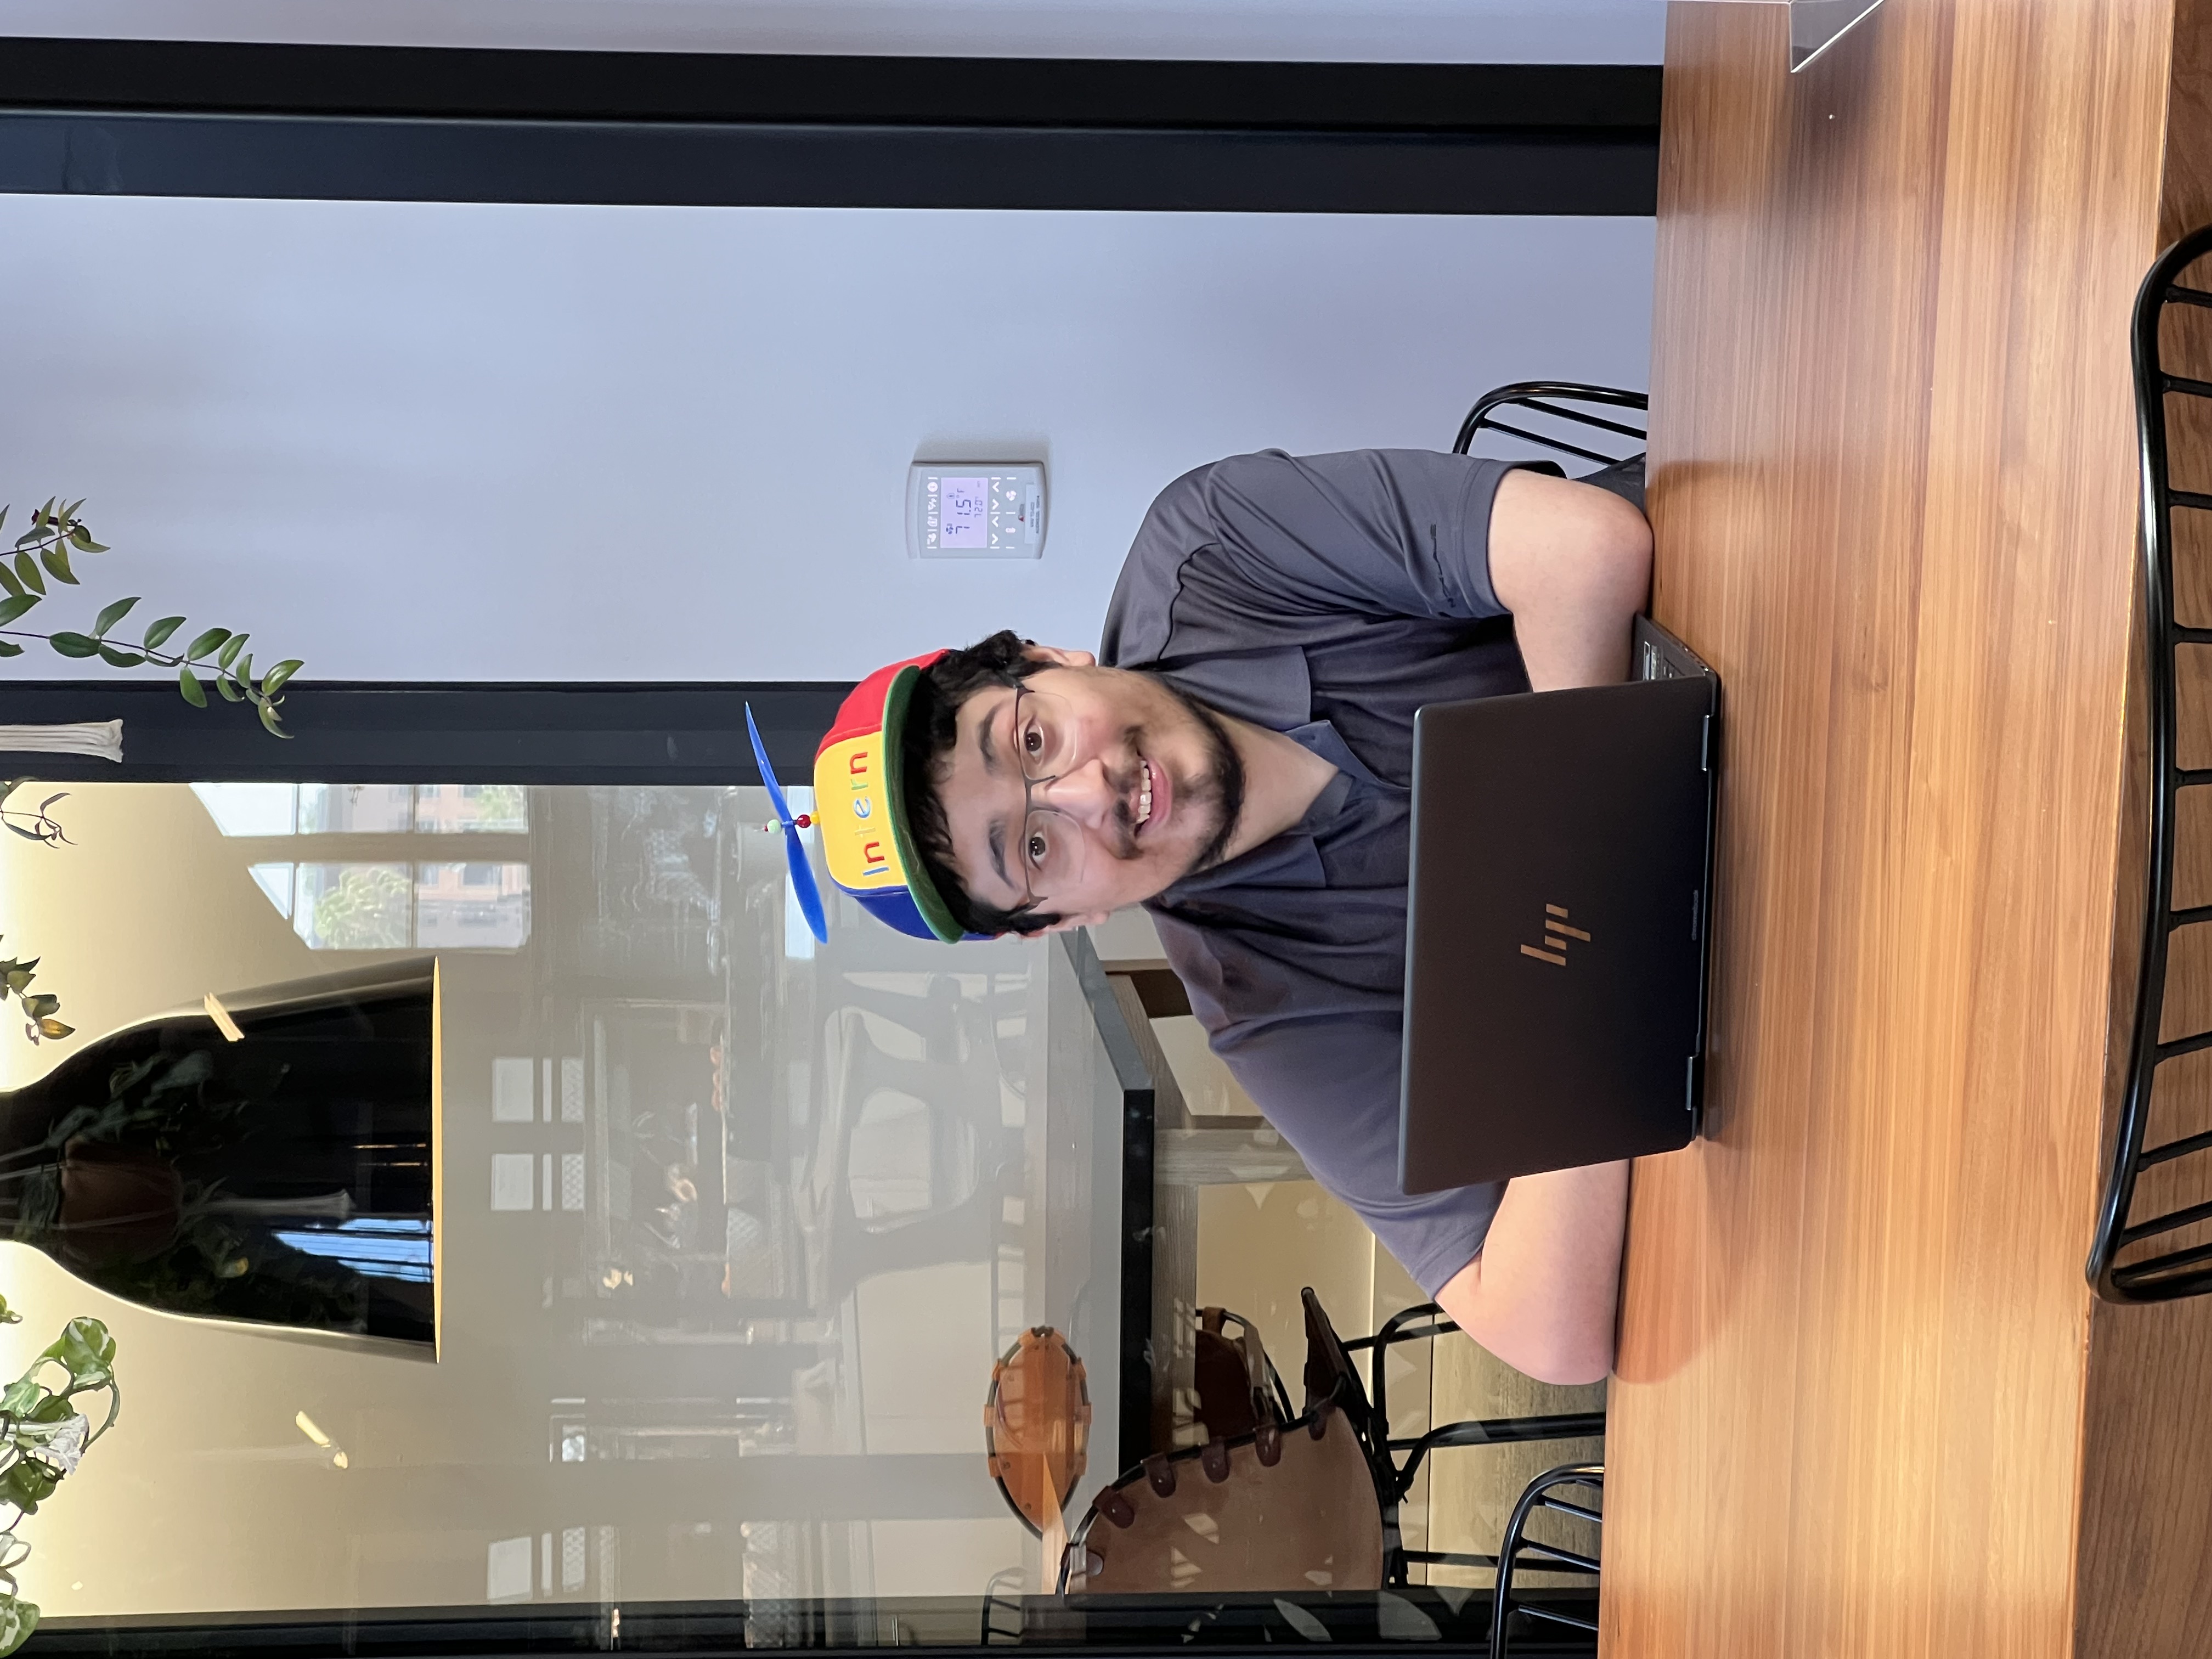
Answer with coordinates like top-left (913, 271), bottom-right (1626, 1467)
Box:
top-left (191, 783), bottom-right (534, 950)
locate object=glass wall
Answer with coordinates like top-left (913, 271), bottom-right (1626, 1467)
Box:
top-left (0, 778), bottom-right (1583, 1651)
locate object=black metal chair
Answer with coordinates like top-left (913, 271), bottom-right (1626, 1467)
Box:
top-left (1300, 1290), bottom-right (1605, 1587)
top-left (1453, 380), bottom-right (1649, 489)
top-left (1489, 1463), bottom-right (1604, 1658)
top-left (2089, 222), bottom-right (2212, 1301)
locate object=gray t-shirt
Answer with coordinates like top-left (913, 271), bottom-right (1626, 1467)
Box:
top-left (1100, 446), bottom-right (1543, 1296)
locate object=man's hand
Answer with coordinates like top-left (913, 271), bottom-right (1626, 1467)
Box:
top-left (1487, 469), bottom-right (1654, 692)
top-left (1435, 1160), bottom-right (1630, 1385)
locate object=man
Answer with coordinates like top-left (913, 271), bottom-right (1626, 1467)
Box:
top-left (810, 447), bottom-right (1651, 1384)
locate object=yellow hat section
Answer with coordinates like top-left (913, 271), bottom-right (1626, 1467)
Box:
top-left (814, 733), bottom-right (909, 891)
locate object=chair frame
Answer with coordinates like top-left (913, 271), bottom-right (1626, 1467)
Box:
top-left (1453, 381), bottom-right (1648, 467)
top-left (1057, 1294), bottom-right (1602, 1593)
top-left (1489, 1463), bottom-right (1604, 1659)
top-left (1324, 1296), bottom-right (1605, 1585)
top-left (1192, 1305), bottom-right (1300, 1436)
top-left (2090, 221), bottom-right (2212, 1301)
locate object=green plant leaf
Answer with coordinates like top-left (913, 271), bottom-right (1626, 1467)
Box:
top-left (34, 1019), bottom-right (70, 1041)
top-left (0, 565), bottom-right (20, 602)
top-left (12, 554), bottom-right (41, 599)
top-left (0, 1295), bottom-right (17, 1326)
top-left (142, 615), bottom-right (185, 652)
top-left (261, 659), bottom-right (304, 696)
top-left (0, 1380), bottom-right (41, 1418)
top-left (95, 645), bottom-right (144, 669)
top-left (41, 1319), bottom-right (115, 1392)
top-left (3, 969), bottom-right (30, 993)
top-left (45, 1326), bottom-right (111, 1395)
top-left (37, 546), bottom-right (74, 586)
top-left (0, 1592), bottom-right (42, 1658)
top-left (178, 667), bottom-right (206, 708)
top-left (22, 995), bottom-right (55, 1019)
top-left (183, 627), bottom-right (229, 661)
top-left (236, 654), bottom-right (255, 695)
top-left (259, 701), bottom-right (290, 738)
top-left (216, 673), bottom-right (243, 702)
top-left (217, 632), bottom-right (246, 669)
top-left (3, 826), bottom-right (43, 844)
top-left (66, 525), bottom-right (107, 554)
top-left (0, 1457), bottom-right (57, 1517)
top-left (0, 595), bottom-right (37, 627)
top-left (91, 596), bottom-right (138, 637)
top-left (0, 644), bottom-right (22, 659)
top-left (44, 633), bottom-right (96, 659)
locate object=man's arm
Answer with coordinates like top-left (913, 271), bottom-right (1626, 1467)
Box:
top-left (1435, 1161), bottom-right (1630, 1385)
top-left (1486, 467), bottom-right (1654, 692)
top-left (1444, 468), bottom-right (1650, 1381)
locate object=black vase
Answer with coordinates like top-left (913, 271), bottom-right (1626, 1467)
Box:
top-left (0, 961), bottom-right (437, 1347)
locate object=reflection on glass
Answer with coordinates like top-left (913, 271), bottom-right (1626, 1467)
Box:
top-left (245, 862), bottom-right (533, 950)
top-left (190, 784), bottom-right (532, 839)
top-left (298, 783), bottom-right (414, 834)
top-left (2, 780), bottom-right (1179, 1635)
top-left (189, 781), bottom-right (296, 837)
top-left (415, 862), bottom-right (530, 949)
top-left (415, 783), bottom-right (529, 834)
top-left (0, 962), bottom-right (434, 1344)
top-left (294, 862), bottom-right (411, 950)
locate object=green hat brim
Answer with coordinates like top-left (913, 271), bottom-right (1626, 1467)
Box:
top-left (877, 663), bottom-right (966, 943)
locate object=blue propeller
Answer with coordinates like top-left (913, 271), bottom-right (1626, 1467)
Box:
top-left (746, 704), bottom-right (830, 944)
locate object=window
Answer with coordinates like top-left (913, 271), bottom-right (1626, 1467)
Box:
top-left (206, 783), bottom-right (533, 949)
top-left (192, 782), bottom-right (532, 837)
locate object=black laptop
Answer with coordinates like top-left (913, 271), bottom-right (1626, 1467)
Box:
top-left (1398, 616), bottom-right (1720, 1194)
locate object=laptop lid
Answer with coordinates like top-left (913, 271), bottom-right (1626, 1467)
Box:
top-left (1398, 618), bottom-right (1718, 1194)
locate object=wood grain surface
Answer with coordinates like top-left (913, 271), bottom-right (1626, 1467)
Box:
top-left (1609, 2), bottom-right (2212, 1654)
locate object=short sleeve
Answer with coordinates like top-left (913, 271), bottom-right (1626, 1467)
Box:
top-left (1103, 449), bottom-right (1548, 670)
top-left (1207, 1006), bottom-right (1505, 1299)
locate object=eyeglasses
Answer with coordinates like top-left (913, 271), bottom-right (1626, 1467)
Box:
top-left (1005, 686), bottom-right (1087, 909)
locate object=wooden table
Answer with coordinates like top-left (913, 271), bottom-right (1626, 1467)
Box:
top-left (1608, 3), bottom-right (2212, 1655)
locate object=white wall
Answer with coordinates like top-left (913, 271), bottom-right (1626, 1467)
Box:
top-left (0, 198), bottom-right (1654, 683)
top-left (0, 0), bottom-right (1664, 64)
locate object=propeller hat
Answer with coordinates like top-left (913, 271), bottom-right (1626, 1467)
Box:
top-left (747, 650), bottom-right (973, 945)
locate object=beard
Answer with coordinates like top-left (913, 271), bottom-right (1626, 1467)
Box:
top-left (1174, 687), bottom-right (1248, 873)
top-left (1102, 674), bottom-right (1246, 879)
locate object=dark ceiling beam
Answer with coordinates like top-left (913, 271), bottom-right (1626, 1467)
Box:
top-left (0, 36), bottom-right (1662, 133)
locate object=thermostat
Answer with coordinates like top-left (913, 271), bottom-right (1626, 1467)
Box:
top-left (908, 462), bottom-right (1046, 559)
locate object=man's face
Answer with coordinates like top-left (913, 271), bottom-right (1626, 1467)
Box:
top-left (935, 648), bottom-right (1242, 927)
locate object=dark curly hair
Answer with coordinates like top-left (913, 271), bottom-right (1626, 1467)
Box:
top-left (899, 630), bottom-right (1059, 937)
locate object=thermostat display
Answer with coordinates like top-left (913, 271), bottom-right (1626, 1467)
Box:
top-left (908, 461), bottom-right (1046, 559)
